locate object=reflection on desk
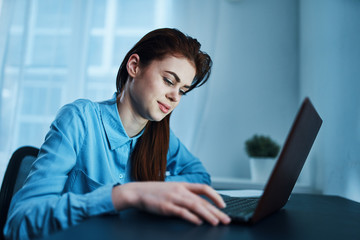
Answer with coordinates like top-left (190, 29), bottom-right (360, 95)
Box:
top-left (44, 194), bottom-right (360, 240)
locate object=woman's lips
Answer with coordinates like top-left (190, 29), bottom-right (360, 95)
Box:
top-left (158, 101), bottom-right (170, 114)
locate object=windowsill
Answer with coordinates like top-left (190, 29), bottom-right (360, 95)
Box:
top-left (211, 177), bottom-right (320, 194)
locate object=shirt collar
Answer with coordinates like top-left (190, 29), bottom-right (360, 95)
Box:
top-left (99, 93), bottom-right (143, 150)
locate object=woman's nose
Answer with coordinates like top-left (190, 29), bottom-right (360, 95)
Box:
top-left (166, 90), bottom-right (180, 102)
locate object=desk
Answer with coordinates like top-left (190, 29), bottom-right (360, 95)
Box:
top-left (45, 194), bottom-right (360, 240)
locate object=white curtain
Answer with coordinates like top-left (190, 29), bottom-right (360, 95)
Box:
top-left (0, 0), bottom-right (204, 182)
top-left (0, 0), bottom-right (220, 185)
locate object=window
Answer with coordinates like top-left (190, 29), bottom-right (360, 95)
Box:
top-left (0, 0), bottom-right (172, 181)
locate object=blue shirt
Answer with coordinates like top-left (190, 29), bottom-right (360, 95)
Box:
top-left (4, 94), bottom-right (210, 239)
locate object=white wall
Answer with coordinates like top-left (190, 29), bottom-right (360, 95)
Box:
top-left (299, 0), bottom-right (360, 202)
top-left (172, 0), bottom-right (299, 179)
top-left (171, 0), bottom-right (360, 202)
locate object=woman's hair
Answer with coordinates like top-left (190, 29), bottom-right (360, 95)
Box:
top-left (116, 28), bottom-right (212, 181)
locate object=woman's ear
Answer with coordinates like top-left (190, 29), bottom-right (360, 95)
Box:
top-left (127, 54), bottom-right (140, 78)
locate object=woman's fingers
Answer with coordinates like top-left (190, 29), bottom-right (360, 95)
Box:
top-left (161, 196), bottom-right (228, 226)
top-left (183, 183), bottom-right (226, 208)
top-left (173, 189), bottom-right (231, 226)
top-left (162, 202), bottom-right (203, 225)
top-left (201, 198), bottom-right (231, 225)
top-left (160, 182), bottom-right (231, 225)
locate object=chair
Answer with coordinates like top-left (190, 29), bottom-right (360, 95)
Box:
top-left (0, 146), bottom-right (39, 240)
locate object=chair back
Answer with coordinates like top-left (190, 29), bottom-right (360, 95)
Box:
top-left (0, 146), bottom-right (39, 240)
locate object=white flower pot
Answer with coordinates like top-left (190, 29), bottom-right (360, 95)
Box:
top-left (250, 157), bottom-right (276, 182)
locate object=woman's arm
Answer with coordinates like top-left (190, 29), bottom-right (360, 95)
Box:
top-left (4, 101), bottom-right (115, 239)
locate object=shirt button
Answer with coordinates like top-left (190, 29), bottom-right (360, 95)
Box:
top-left (119, 174), bottom-right (124, 179)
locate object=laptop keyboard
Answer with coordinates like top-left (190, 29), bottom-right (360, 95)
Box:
top-left (220, 194), bottom-right (260, 219)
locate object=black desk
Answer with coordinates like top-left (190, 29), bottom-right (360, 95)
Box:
top-left (45, 194), bottom-right (360, 240)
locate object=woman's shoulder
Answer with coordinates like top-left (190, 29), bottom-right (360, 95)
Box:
top-left (69, 98), bottom-right (97, 109)
top-left (59, 98), bottom-right (98, 116)
top-left (52, 99), bottom-right (100, 128)
top-left (54, 94), bottom-right (117, 126)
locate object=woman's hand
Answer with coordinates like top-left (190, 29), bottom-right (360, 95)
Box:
top-left (112, 182), bottom-right (231, 226)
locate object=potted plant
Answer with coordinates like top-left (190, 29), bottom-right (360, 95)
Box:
top-left (245, 134), bottom-right (280, 182)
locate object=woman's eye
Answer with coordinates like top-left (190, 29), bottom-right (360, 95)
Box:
top-left (179, 89), bottom-right (187, 96)
top-left (163, 77), bottom-right (173, 85)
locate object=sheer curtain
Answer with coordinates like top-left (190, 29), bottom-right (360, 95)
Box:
top-left (0, 0), bottom-right (193, 183)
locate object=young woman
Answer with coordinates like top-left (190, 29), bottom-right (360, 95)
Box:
top-left (4, 28), bottom-right (231, 239)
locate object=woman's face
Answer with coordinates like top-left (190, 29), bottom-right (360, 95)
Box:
top-left (127, 54), bottom-right (196, 122)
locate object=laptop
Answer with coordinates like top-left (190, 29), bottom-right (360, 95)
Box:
top-left (220, 97), bottom-right (323, 223)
